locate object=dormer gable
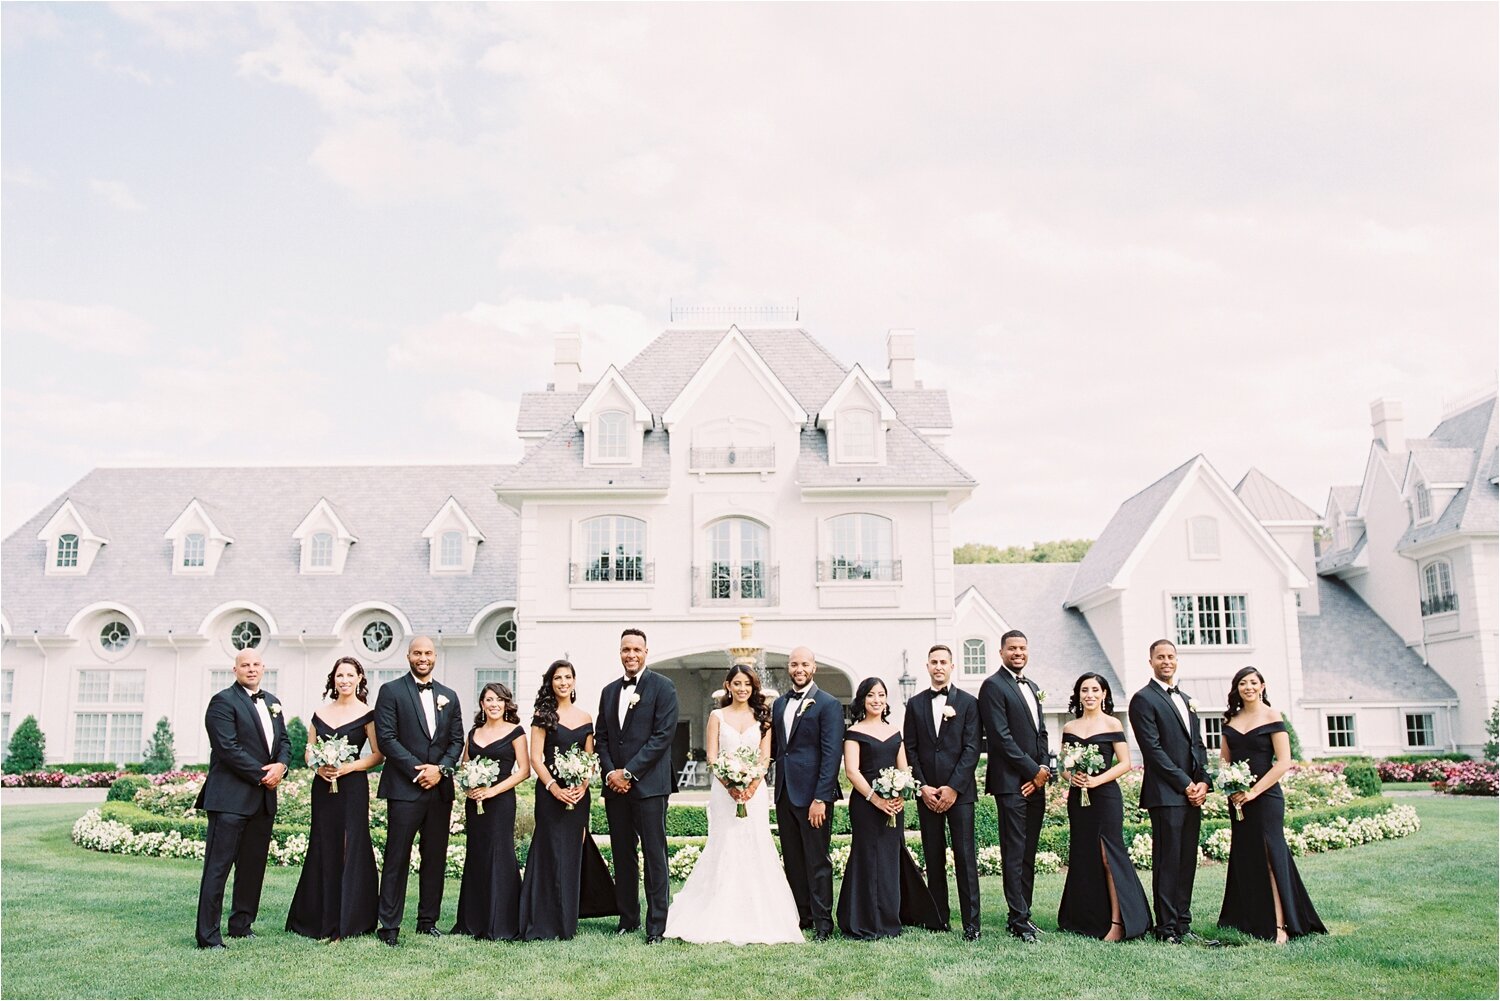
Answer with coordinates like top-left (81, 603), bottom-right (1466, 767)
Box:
top-left (660, 326), bottom-right (808, 433)
top-left (291, 498), bottom-right (358, 575)
top-left (163, 498), bottom-right (234, 575)
top-left (421, 496), bottom-right (485, 575)
top-left (37, 498), bottom-right (109, 576)
top-left (816, 364), bottom-right (898, 466)
top-left (1401, 449), bottom-right (1470, 525)
top-left (574, 365), bottom-right (652, 467)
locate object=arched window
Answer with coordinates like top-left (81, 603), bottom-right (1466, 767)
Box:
top-left (440, 530), bottom-right (463, 568)
top-left (1420, 560), bottom-right (1457, 616)
top-left (826, 513), bottom-right (895, 580)
top-left (596, 410), bottom-right (629, 460)
top-left (182, 533), bottom-right (206, 568)
top-left (310, 532), bottom-right (334, 568)
top-left (707, 518), bottom-right (767, 600)
top-left (581, 515), bottom-right (646, 582)
top-left (56, 534), bottom-right (79, 568)
top-left (962, 638), bottom-right (987, 675)
top-left (839, 408), bottom-right (877, 462)
top-left (230, 620), bottom-right (262, 651)
top-left (362, 620), bottom-right (395, 653)
top-left (99, 620), bottom-right (132, 653)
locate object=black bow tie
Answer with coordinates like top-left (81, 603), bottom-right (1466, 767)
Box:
top-left (415, 682), bottom-right (434, 693)
top-left (789, 688), bottom-right (808, 701)
top-left (621, 676), bottom-right (638, 688)
top-left (1166, 687), bottom-right (1182, 697)
top-left (932, 687), bottom-right (950, 697)
top-left (248, 690), bottom-right (265, 702)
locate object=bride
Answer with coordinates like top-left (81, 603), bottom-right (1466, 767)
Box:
top-left (663, 665), bottom-right (804, 944)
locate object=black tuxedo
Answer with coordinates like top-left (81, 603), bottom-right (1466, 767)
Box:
top-left (194, 684), bottom-right (291, 947)
top-left (770, 683), bottom-right (844, 934)
top-left (978, 667), bottom-right (1050, 935)
top-left (902, 686), bottom-right (981, 934)
top-left (373, 673), bottom-right (464, 940)
top-left (1129, 680), bottom-right (1213, 938)
top-left (596, 669), bottom-right (678, 936)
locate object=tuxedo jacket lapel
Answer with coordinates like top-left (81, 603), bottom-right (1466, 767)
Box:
top-left (406, 675), bottom-right (433, 742)
top-left (1152, 684), bottom-right (1190, 737)
top-left (917, 691), bottom-right (940, 744)
top-left (232, 685), bottom-right (272, 760)
top-left (787, 683), bottom-right (817, 744)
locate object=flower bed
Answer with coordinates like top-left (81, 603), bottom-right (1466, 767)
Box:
top-left (1429, 760), bottom-right (1498, 796)
top-left (1135, 802), bottom-right (1421, 867)
top-left (2, 769), bottom-right (202, 789)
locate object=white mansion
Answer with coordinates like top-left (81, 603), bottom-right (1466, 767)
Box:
top-left (2, 321), bottom-right (1494, 768)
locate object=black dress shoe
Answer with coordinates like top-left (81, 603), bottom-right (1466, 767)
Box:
top-left (814, 929), bottom-right (832, 942)
top-left (645, 934), bottom-right (665, 945)
top-left (1182, 931), bottom-right (1221, 947)
top-left (1014, 928), bottom-right (1038, 944)
top-left (227, 931), bottom-right (256, 940)
top-left (417, 926), bottom-right (443, 937)
top-left (615, 924), bottom-right (640, 936)
top-left (199, 943), bottom-right (228, 950)
top-left (964, 928), bottom-right (982, 942)
top-left (1154, 932), bottom-right (1181, 944)
top-left (378, 930), bottom-right (399, 947)
top-left (1025, 921), bottom-right (1045, 938)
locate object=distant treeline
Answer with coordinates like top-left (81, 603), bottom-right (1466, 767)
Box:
top-left (953, 539), bottom-right (1094, 564)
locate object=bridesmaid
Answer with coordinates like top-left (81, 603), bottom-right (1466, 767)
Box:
top-left (836, 677), bottom-right (943, 940)
top-left (1217, 666), bottom-right (1326, 943)
top-left (286, 656), bottom-right (384, 940)
top-left (1056, 673), bottom-right (1152, 941)
top-left (517, 660), bottom-right (617, 940)
top-left (451, 682), bottom-right (529, 940)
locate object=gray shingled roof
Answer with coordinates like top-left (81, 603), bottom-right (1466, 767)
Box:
top-left (1299, 578), bottom-right (1457, 701)
top-left (517, 388), bottom-right (591, 435)
top-left (795, 424), bottom-right (974, 488)
top-left (877, 387), bottom-right (953, 429)
top-left (1064, 457), bottom-right (1197, 606)
top-left (1328, 486), bottom-right (1360, 516)
top-left (1400, 395), bottom-right (1497, 549)
top-left (493, 421), bottom-right (672, 493)
top-left (1235, 467), bottom-right (1320, 522)
top-left (1315, 531), bottom-right (1366, 574)
top-left (1408, 445), bottom-right (1480, 485)
top-left (954, 562), bottom-right (1120, 698)
top-left (2, 465), bottom-right (519, 637)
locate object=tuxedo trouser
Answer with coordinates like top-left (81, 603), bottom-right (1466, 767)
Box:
top-left (917, 800), bottom-right (980, 934)
top-left (996, 791), bottom-right (1045, 934)
top-left (776, 792), bottom-right (834, 933)
top-left (604, 793), bottom-right (670, 936)
top-left (1148, 805), bottom-right (1201, 937)
top-left (380, 794), bottom-right (453, 933)
top-left (196, 805), bottom-right (273, 946)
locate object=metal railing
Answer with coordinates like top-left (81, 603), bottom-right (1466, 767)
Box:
top-left (689, 445), bottom-right (776, 470)
top-left (569, 560), bottom-right (655, 584)
top-left (691, 564), bottom-right (779, 606)
top-left (669, 301), bottom-right (800, 324)
top-left (816, 559), bottom-right (902, 582)
top-left (1421, 593), bottom-right (1459, 616)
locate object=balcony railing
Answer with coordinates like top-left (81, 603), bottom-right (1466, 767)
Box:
top-left (689, 445), bottom-right (776, 471)
top-left (1421, 593), bottom-right (1459, 616)
top-left (569, 560), bottom-right (655, 584)
top-left (816, 559), bottom-right (902, 582)
top-left (691, 564), bottom-right (779, 606)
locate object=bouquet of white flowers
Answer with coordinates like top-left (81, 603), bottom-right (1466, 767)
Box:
top-left (1215, 760), bottom-right (1258, 821)
top-left (455, 757), bottom-right (502, 814)
top-left (308, 734), bottom-right (357, 794)
top-left (1059, 741), bottom-right (1108, 807)
top-left (710, 743), bottom-right (766, 818)
top-left (871, 766), bottom-right (916, 827)
top-left (551, 745), bottom-right (599, 811)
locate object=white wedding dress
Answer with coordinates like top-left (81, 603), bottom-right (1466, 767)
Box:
top-left (663, 709), bottom-right (805, 945)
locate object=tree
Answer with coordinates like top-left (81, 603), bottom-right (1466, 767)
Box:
top-left (141, 716), bottom-right (176, 774)
top-left (953, 539), bottom-right (1094, 564)
top-left (1281, 712), bottom-right (1304, 761)
top-left (1485, 703), bottom-right (1498, 763)
top-left (3, 715), bottom-right (47, 773)
top-left (286, 716), bottom-right (309, 768)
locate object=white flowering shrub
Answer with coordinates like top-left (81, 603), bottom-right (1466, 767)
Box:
top-left (976, 844), bottom-right (1005, 876)
top-left (668, 844), bottom-right (702, 880)
top-left (1128, 832), bottom-right (1154, 870)
top-left (1202, 826), bottom-right (1234, 862)
top-left (1034, 850), bottom-right (1062, 875)
top-left (828, 843), bottom-right (851, 879)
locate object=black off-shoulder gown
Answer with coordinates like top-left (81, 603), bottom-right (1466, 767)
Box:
top-left (1056, 731), bottom-right (1153, 940)
top-left (452, 725), bottom-right (524, 940)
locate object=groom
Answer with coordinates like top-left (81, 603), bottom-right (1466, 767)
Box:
top-left (598, 627), bottom-right (679, 944)
top-left (771, 645), bottom-right (844, 941)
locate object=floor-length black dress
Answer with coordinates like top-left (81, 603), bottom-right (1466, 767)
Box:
top-left (835, 731), bottom-right (944, 940)
top-left (517, 721), bottom-right (618, 940)
top-left (285, 710), bottom-right (379, 940)
top-left (451, 725), bottom-right (524, 940)
top-left (1218, 720), bottom-right (1326, 940)
top-left (1056, 730), bottom-right (1153, 940)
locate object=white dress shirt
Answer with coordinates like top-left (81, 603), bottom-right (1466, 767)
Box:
top-left (784, 687), bottom-right (809, 740)
top-left (418, 684), bottom-right (437, 735)
top-left (618, 674), bottom-right (641, 730)
top-left (1153, 677), bottom-right (1192, 732)
top-left (930, 689), bottom-right (949, 734)
top-left (1006, 669), bottom-right (1040, 730)
top-left (242, 686), bottom-right (274, 755)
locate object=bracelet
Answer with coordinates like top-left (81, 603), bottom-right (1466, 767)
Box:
top-left (546, 779), bottom-right (557, 790)
top-left (866, 789), bottom-right (875, 802)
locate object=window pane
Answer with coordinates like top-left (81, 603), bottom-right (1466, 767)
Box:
top-left (109, 713), bottom-right (144, 763)
top-left (828, 514), bottom-right (894, 579)
top-left (440, 531), bottom-right (463, 567)
top-left (57, 534), bottom-right (79, 568)
top-left (1326, 714), bottom-right (1356, 748)
top-left (494, 619), bottom-right (517, 653)
top-left (113, 671), bottom-right (146, 704)
top-left (99, 620), bottom-right (131, 652)
top-left (476, 668), bottom-right (517, 693)
top-left (1405, 713), bottom-right (1434, 747)
top-left (1172, 595), bottom-right (1196, 645)
top-left (1224, 595), bottom-right (1249, 645)
top-left (3, 669), bottom-right (13, 705)
top-left (311, 532), bottom-right (334, 567)
top-left (78, 671), bottom-right (110, 703)
top-left (231, 620), bottom-right (262, 650)
top-left (963, 638), bottom-right (987, 675)
top-left (1202, 717), bottom-right (1223, 750)
top-left (597, 411), bottom-right (628, 459)
top-left (583, 516), bottom-right (646, 582)
top-left (183, 533), bottom-right (206, 568)
top-left (74, 713), bottom-right (108, 762)
top-left (841, 409), bottom-right (876, 461)
top-left (1, 713), bottom-right (9, 750)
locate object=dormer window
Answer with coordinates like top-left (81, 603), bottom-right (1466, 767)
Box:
top-left (596, 410), bottom-right (629, 460)
top-left (164, 498), bottom-right (233, 575)
top-left (440, 531), bottom-right (463, 567)
top-left (183, 533), bottom-right (206, 568)
top-left (840, 409), bottom-right (877, 463)
top-left (1415, 482), bottom-right (1432, 521)
top-left (39, 499), bottom-right (109, 576)
top-left (293, 497), bottom-right (357, 574)
top-left (310, 532), bottom-right (334, 568)
top-left (422, 496), bottom-right (485, 575)
top-left (816, 364), bottom-right (897, 467)
top-left (574, 365), bottom-right (652, 468)
top-left (57, 534), bottom-right (79, 568)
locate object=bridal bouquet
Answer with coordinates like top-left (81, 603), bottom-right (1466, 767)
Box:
top-left (455, 757), bottom-right (502, 814)
top-left (711, 744), bottom-right (766, 818)
top-left (872, 767), bottom-right (916, 827)
top-left (1215, 760), bottom-right (1258, 821)
top-left (1059, 742), bottom-right (1107, 807)
top-left (308, 734), bottom-right (357, 794)
top-left (551, 745), bottom-right (599, 811)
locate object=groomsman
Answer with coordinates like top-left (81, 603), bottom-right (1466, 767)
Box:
top-left (598, 628), bottom-right (679, 944)
top-left (194, 649), bottom-right (291, 948)
top-left (374, 635), bottom-right (464, 946)
top-left (1128, 638), bottom-right (1218, 946)
top-left (902, 644), bottom-right (982, 940)
top-left (978, 629), bottom-right (1051, 943)
top-left (770, 645), bottom-right (844, 941)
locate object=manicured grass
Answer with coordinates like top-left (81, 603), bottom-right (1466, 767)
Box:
top-left (2, 798), bottom-right (1496, 999)
top-left (1381, 781), bottom-right (1437, 791)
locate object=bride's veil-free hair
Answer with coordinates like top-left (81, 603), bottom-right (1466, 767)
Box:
top-left (717, 664), bottom-right (772, 735)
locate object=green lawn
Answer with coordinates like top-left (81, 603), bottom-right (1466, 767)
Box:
top-left (2, 798), bottom-right (1496, 999)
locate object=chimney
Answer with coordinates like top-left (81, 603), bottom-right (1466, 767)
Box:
top-left (552, 330), bottom-right (581, 393)
top-left (887, 328), bottom-right (916, 390)
top-left (1370, 397), bottom-right (1406, 453)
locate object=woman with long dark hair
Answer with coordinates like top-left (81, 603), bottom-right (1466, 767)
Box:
top-left (286, 656), bottom-right (384, 940)
top-left (451, 682), bottom-right (529, 940)
top-left (663, 664), bottom-right (802, 944)
top-left (1217, 666), bottom-right (1325, 943)
top-left (517, 660), bottom-right (617, 939)
top-left (1056, 672), bottom-right (1152, 940)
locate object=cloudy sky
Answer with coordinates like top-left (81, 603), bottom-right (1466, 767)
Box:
top-left (3, 4), bottom-right (1495, 544)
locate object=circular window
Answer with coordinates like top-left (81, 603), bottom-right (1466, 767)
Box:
top-left (231, 620), bottom-right (262, 651)
top-left (362, 620), bottom-right (394, 653)
top-left (100, 620), bottom-right (131, 652)
top-left (494, 618), bottom-right (517, 653)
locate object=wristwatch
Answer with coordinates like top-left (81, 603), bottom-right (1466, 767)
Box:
top-left (622, 769), bottom-right (636, 782)
top-left (439, 765), bottom-right (454, 778)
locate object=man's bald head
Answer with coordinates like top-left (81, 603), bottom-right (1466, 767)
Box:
top-left (407, 635), bottom-right (436, 680)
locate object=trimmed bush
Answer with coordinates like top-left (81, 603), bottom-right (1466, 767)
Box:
top-left (141, 717), bottom-right (176, 774)
top-left (107, 776), bottom-right (154, 802)
top-left (1281, 712), bottom-right (1304, 761)
top-left (3, 716), bottom-right (47, 773)
top-left (1341, 761), bottom-right (1382, 797)
top-left (1383, 752), bottom-right (1472, 764)
top-left (1486, 703), bottom-right (1498, 762)
top-left (285, 717), bottom-right (309, 768)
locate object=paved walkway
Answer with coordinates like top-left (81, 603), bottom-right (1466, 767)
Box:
top-left (2, 788), bottom-right (109, 805)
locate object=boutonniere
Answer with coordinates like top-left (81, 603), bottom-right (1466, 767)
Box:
top-left (797, 698), bottom-right (814, 717)
top-left (269, 703), bottom-right (282, 717)
top-left (436, 694), bottom-right (450, 711)
top-left (1188, 699), bottom-right (1201, 714)
top-left (1034, 690), bottom-right (1047, 705)
top-left (627, 692), bottom-right (641, 710)
top-left (941, 706), bottom-right (957, 721)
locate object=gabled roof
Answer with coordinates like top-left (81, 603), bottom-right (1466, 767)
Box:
top-left (814, 364), bottom-right (897, 427)
top-left (1299, 577), bottom-right (1457, 701)
top-left (292, 497), bottom-right (359, 542)
top-left (163, 498), bottom-right (235, 543)
top-left (659, 326), bottom-right (807, 429)
top-left (954, 563), bottom-right (1119, 697)
top-left (573, 365), bottom-right (652, 429)
top-left (1326, 486), bottom-right (1361, 518)
top-left (1405, 445), bottom-right (1477, 488)
top-left (795, 424), bottom-right (974, 489)
top-left (1401, 394), bottom-right (1498, 550)
top-left (421, 496), bottom-right (485, 542)
top-left (517, 388), bottom-right (591, 436)
top-left (878, 386), bottom-right (953, 430)
top-left (36, 497), bottom-right (111, 543)
top-left (493, 421), bottom-right (672, 497)
top-left (1234, 468), bottom-right (1320, 523)
top-left (1315, 530), bottom-right (1366, 575)
top-left (1, 465), bottom-right (519, 636)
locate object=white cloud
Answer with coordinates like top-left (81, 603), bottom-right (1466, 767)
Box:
top-left (90, 50), bottom-right (154, 85)
top-left (88, 179), bottom-right (145, 212)
top-left (3, 298), bottom-right (152, 355)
